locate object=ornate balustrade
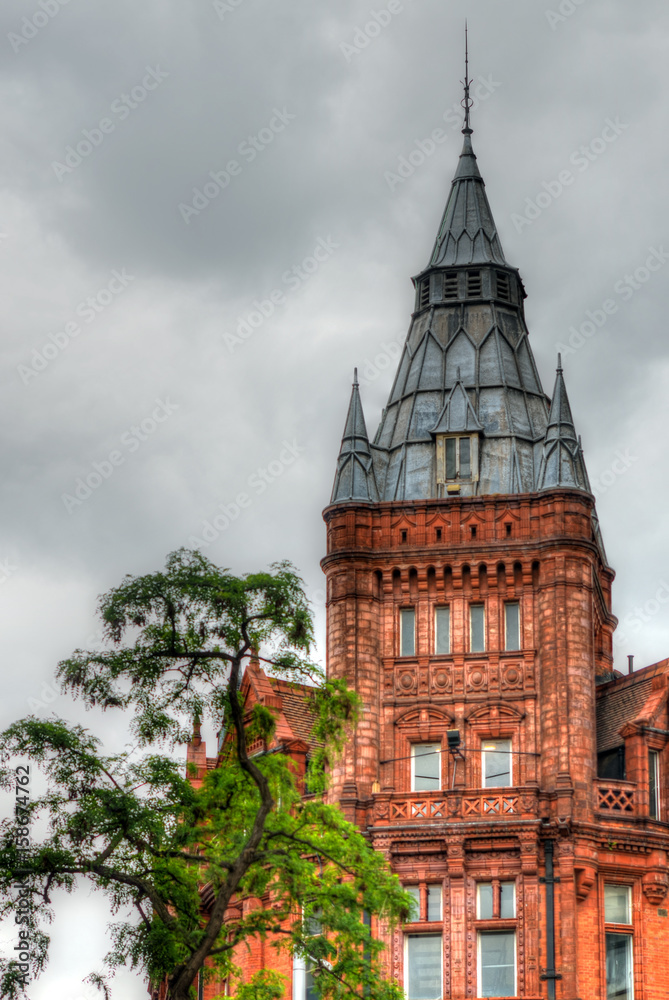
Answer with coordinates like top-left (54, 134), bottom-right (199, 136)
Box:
top-left (372, 787), bottom-right (539, 824)
top-left (596, 780), bottom-right (635, 813)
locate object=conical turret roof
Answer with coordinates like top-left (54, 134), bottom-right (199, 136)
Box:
top-left (330, 371), bottom-right (378, 503)
top-left (428, 133), bottom-right (508, 269)
top-left (537, 358), bottom-right (590, 491)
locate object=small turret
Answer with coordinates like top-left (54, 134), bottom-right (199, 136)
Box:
top-left (537, 356), bottom-right (590, 492)
top-left (330, 370), bottom-right (378, 503)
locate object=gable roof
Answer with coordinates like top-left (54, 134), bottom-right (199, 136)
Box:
top-left (241, 661), bottom-right (322, 751)
top-left (596, 658), bottom-right (669, 753)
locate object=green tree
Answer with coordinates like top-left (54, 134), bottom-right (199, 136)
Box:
top-left (0, 550), bottom-right (410, 1000)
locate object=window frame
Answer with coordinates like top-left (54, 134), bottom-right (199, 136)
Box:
top-left (504, 601), bottom-right (520, 651)
top-left (411, 743), bottom-right (441, 792)
top-left (404, 884), bottom-right (443, 923)
top-left (476, 881), bottom-right (516, 920)
top-left (434, 606), bottom-right (451, 655)
top-left (400, 607), bottom-right (416, 657)
top-left (435, 433), bottom-right (479, 484)
top-left (469, 604), bottom-right (486, 653)
top-left (603, 884), bottom-right (634, 1000)
top-left (477, 930), bottom-right (516, 999)
top-left (404, 933), bottom-right (443, 1000)
top-left (649, 749), bottom-right (660, 820)
top-left (604, 884), bottom-right (632, 926)
top-left (482, 738), bottom-right (512, 788)
top-left (605, 932), bottom-right (634, 1000)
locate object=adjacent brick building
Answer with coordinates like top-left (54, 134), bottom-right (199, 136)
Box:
top-left (188, 87), bottom-right (669, 1000)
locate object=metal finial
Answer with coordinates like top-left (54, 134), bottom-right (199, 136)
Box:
top-left (353, 367), bottom-right (359, 386)
top-left (461, 22), bottom-right (473, 135)
top-left (557, 353), bottom-right (563, 372)
top-left (456, 365), bottom-right (461, 381)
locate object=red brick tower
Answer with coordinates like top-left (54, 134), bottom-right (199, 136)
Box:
top-left (321, 83), bottom-right (669, 1000)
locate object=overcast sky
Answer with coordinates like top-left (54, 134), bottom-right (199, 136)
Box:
top-left (1, 0), bottom-right (669, 996)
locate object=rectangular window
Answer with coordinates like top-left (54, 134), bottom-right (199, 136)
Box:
top-left (434, 607), bottom-right (450, 655)
top-left (477, 883), bottom-right (493, 920)
top-left (419, 279), bottom-right (430, 309)
top-left (500, 883), bottom-right (516, 919)
top-left (470, 604), bottom-right (485, 652)
top-left (427, 886), bottom-right (442, 922)
top-left (405, 935), bottom-right (442, 1000)
top-left (605, 933), bottom-right (633, 1000)
top-left (504, 602), bottom-right (520, 651)
top-left (400, 608), bottom-right (416, 657)
top-left (604, 885), bottom-right (631, 925)
top-left (411, 744), bottom-right (441, 791)
top-left (437, 434), bottom-right (478, 483)
top-left (406, 886), bottom-right (420, 922)
top-left (476, 882), bottom-right (515, 920)
top-left (478, 931), bottom-right (516, 998)
top-left (445, 438), bottom-right (457, 479)
top-left (598, 746), bottom-right (626, 781)
top-left (649, 750), bottom-right (660, 819)
top-left (459, 437), bottom-right (471, 478)
top-left (483, 739), bottom-right (512, 787)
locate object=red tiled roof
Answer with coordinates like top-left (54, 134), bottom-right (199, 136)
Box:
top-left (269, 677), bottom-right (322, 749)
top-left (596, 658), bottom-right (669, 753)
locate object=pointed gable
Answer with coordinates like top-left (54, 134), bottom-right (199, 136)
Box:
top-left (431, 376), bottom-right (482, 434)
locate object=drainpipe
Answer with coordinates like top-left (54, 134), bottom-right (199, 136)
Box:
top-left (540, 840), bottom-right (562, 999)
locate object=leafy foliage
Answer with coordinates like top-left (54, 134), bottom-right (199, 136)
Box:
top-left (0, 550), bottom-right (410, 1000)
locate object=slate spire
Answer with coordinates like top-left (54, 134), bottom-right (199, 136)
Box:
top-left (330, 370), bottom-right (378, 503)
top-left (427, 47), bottom-right (508, 269)
top-left (537, 356), bottom-right (590, 491)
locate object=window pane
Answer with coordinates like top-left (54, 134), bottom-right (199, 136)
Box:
top-left (598, 747), bottom-right (626, 780)
top-left (412, 744), bottom-right (440, 791)
top-left (500, 883), bottom-right (516, 918)
top-left (504, 602), bottom-right (520, 651)
top-left (649, 750), bottom-right (659, 819)
top-left (483, 740), bottom-right (511, 787)
top-left (305, 970), bottom-right (318, 1000)
top-left (427, 886), bottom-right (442, 922)
top-left (406, 886), bottom-right (420, 922)
top-left (445, 438), bottom-right (456, 479)
top-left (470, 605), bottom-right (485, 652)
top-left (605, 885), bottom-right (631, 925)
top-left (477, 883), bottom-right (493, 919)
top-left (459, 437), bottom-right (471, 478)
top-left (606, 933), bottom-right (633, 1000)
top-left (479, 932), bottom-right (515, 998)
top-left (435, 607), bottom-right (450, 655)
top-left (401, 608), bottom-right (415, 656)
top-left (406, 935), bottom-right (442, 1000)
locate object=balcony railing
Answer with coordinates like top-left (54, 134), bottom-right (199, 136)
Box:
top-left (596, 780), bottom-right (635, 813)
top-left (372, 787), bottom-right (539, 824)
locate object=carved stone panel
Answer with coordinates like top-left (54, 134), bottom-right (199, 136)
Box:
top-left (430, 664), bottom-right (453, 694)
top-left (395, 667), bottom-right (418, 696)
top-left (466, 664), bottom-right (488, 692)
top-left (501, 662), bottom-right (523, 690)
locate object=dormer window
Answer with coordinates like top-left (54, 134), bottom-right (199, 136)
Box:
top-left (496, 271), bottom-right (512, 302)
top-left (466, 270), bottom-right (482, 297)
top-left (436, 434), bottom-right (479, 483)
